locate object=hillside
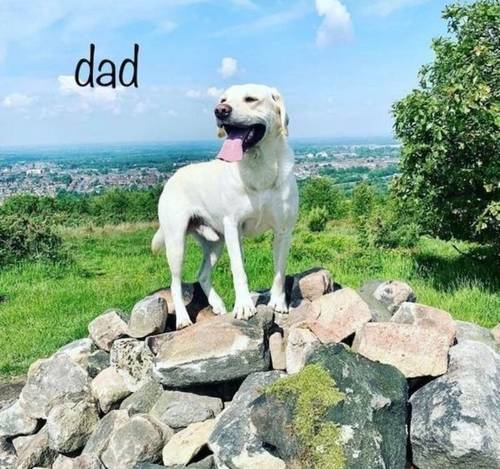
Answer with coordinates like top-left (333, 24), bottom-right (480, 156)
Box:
top-left (0, 219), bottom-right (498, 377)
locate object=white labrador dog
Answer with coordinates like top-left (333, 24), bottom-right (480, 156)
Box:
top-left (152, 84), bottom-right (298, 329)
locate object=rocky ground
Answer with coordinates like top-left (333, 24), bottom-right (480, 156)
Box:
top-left (0, 268), bottom-right (498, 469)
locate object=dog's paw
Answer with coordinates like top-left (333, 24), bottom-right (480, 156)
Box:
top-left (210, 296), bottom-right (227, 316)
top-left (268, 295), bottom-right (289, 314)
top-left (233, 298), bottom-right (256, 320)
top-left (176, 317), bottom-right (193, 330)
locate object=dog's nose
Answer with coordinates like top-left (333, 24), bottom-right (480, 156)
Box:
top-left (214, 103), bottom-right (232, 119)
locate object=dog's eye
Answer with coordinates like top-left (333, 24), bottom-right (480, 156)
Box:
top-left (244, 96), bottom-right (258, 103)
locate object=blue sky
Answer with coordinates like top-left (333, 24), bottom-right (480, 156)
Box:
top-left (0, 0), bottom-right (453, 146)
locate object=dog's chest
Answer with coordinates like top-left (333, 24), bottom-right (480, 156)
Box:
top-left (240, 190), bottom-right (277, 236)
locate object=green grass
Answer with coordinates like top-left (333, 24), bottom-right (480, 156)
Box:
top-left (0, 220), bottom-right (498, 376)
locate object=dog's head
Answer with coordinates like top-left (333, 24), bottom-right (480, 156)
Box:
top-left (214, 84), bottom-right (288, 162)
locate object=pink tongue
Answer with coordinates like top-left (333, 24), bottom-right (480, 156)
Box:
top-left (217, 127), bottom-right (249, 162)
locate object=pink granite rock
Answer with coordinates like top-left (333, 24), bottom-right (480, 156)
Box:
top-left (392, 302), bottom-right (457, 345)
top-left (269, 332), bottom-right (286, 371)
top-left (352, 323), bottom-right (451, 378)
top-left (307, 288), bottom-right (372, 343)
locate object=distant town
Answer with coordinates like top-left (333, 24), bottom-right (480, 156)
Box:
top-left (0, 143), bottom-right (400, 201)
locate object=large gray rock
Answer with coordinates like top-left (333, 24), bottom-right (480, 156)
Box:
top-left (151, 308), bottom-right (273, 387)
top-left (88, 310), bottom-right (128, 351)
top-left (47, 400), bottom-right (100, 453)
top-left (0, 400), bottom-right (38, 439)
top-left (101, 414), bottom-right (171, 469)
top-left (410, 340), bottom-right (500, 469)
top-left (91, 367), bottom-right (131, 413)
top-left (150, 390), bottom-right (222, 429)
top-left (162, 419), bottom-right (215, 467)
top-left (251, 344), bottom-right (408, 469)
top-left (19, 354), bottom-right (92, 419)
top-left (83, 409), bottom-right (130, 458)
top-left (15, 427), bottom-right (58, 469)
top-left (56, 338), bottom-right (96, 370)
top-left (128, 296), bottom-right (168, 339)
top-left (134, 460), bottom-right (215, 469)
top-left (120, 380), bottom-right (164, 415)
top-left (87, 350), bottom-right (110, 378)
top-left (455, 320), bottom-right (499, 352)
top-left (53, 454), bottom-right (104, 469)
top-left (358, 280), bottom-right (416, 321)
top-left (110, 338), bottom-right (155, 391)
top-left (373, 280), bottom-right (416, 314)
top-left (208, 371), bottom-right (285, 469)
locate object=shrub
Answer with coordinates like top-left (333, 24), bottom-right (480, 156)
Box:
top-left (392, 1), bottom-right (500, 245)
top-left (0, 215), bottom-right (67, 267)
top-left (351, 181), bottom-right (376, 221)
top-left (370, 215), bottom-right (420, 249)
top-left (307, 207), bottom-right (329, 232)
top-left (301, 177), bottom-right (346, 220)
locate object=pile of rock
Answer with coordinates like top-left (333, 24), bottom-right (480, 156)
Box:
top-left (0, 268), bottom-right (498, 469)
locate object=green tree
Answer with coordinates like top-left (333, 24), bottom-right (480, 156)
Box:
top-left (352, 181), bottom-right (376, 222)
top-left (392, 0), bottom-right (499, 245)
top-left (301, 177), bottom-right (346, 219)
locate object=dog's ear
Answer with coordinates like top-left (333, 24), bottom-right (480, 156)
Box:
top-left (217, 126), bottom-right (226, 138)
top-left (271, 88), bottom-right (289, 136)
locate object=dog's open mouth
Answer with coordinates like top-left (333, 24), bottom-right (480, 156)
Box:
top-left (217, 124), bottom-right (266, 162)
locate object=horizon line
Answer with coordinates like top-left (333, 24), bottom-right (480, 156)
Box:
top-left (0, 135), bottom-right (399, 150)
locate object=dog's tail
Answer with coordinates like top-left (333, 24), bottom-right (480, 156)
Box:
top-left (151, 228), bottom-right (165, 254)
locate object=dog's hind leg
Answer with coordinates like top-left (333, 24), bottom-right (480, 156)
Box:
top-left (269, 229), bottom-right (293, 313)
top-left (164, 229), bottom-right (192, 330)
top-left (195, 236), bottom-right (227, 315)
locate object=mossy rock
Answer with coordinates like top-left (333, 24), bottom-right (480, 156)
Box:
top-left (251, 344), bottom-right (408, 469)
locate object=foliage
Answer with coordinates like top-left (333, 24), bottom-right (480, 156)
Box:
top-left (392, 0), bottom-right (500, 245)
top-left (307, 206), bottom-right (329, 232)
top-left (0, 215), bottom-right (66, 267)
top-left (350, 182), bottom-right (420, 249)
top-left (352, 181), bottom-right (376, 221)
top-left (265, 364), bottom-right (346, 469)
top-left (301, 177), bottom-right (346, 219)
top-left (351, 181), bottom-right (376, 244)
top-left (0, 186), bottom-right (162, 226)
top-left (370, 213), bottom-right (421, 249)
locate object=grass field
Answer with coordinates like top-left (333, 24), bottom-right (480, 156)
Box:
top-left (0, 220), bottom-right (498, 376)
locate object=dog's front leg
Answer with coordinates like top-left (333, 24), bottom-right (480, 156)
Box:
top-left (269, 229), bottom-right (292, 313)
top-left (223, 218), bottom-right (256, 320)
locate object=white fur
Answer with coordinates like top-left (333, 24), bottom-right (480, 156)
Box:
top-left (153, 84), bottom-right (299, 329)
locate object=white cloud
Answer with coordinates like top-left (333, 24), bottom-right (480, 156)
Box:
top-left (218, 57), bottom-right (238, 79)
top-left (187, 87), bottom-right (224, 99)
top-left (154, 20), bottom-right (177, 34)
top-left (207, 87), bottom-right (223, 98)
top-left (315, 0), bottom-right (352, 47)
top-left (230, 0), bottom-right (259, 9)
top-left (186, 89), bottom-right (202, 98)
top-left (2, 93), bottom-right (36, 109)
top-left (57, 75), bottom-right (123, 114)
top-left (212, 2), bottom-right (308, 38)
top-left (367, 0), bottom-right (429, 16)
